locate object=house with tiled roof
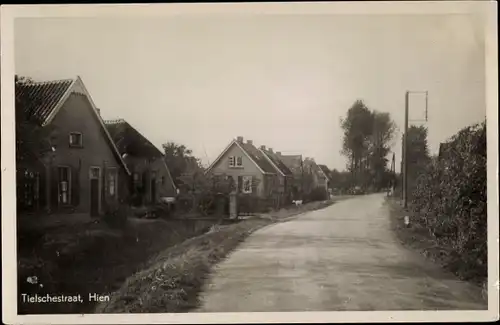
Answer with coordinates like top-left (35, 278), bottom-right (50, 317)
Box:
top-left (15, 76), bottom-right (130, 216)
top-left (317, 164), bottom-right (332, 189)
top-left (104, 119), bottom-right (177, 206)
top-left (279, 154), bottom-right (305, 199)
top-left (304, 159), bottom-right (330, 195)
top-left (204, 136), bottom-right (281, 199)
top-left (259, 146), bottom-right (295, 203)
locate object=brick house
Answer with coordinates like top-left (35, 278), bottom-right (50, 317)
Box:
top-left (304, 159), bottom-right (330, 195)
top-left (104, 119), bottom-right (177, 206)
top-left (204, 136), bottom-right (280, 199)
top-left (15, 76), bottom-right (130, 216)
top-left (259, 146), bottom-right (294, 204)
top-left (317, 164), bottom-right (332, 190)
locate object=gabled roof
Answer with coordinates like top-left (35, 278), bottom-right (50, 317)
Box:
top-left (104, 119), bottom-right (177, 191)
top-left (317, 164), bottom-right (331, 181)
top-left (104, 119), bottom-right (162, 158)
top-left (280, 154), bottom-right (303, 175)
top-left (15, 76), bottom-right (130, 175)
top-left (260, 150), bottom-right (294, 176)
top-left (438, 142), bottom-right (452, 158)
top-left (204, 139), bottom-right (276, 175)
top-left (16, 79), bottom-right (73, 125)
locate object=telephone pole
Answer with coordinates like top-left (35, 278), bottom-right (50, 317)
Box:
top-left (403, 91), bottom-right (409, 209)
top-left (402, 90), bottom-right (429, 209)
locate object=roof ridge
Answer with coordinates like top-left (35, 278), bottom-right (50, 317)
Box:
top-left (104, 118), bottom-right (127, 125)
top-left (22, 78), bottom-right (75, 85)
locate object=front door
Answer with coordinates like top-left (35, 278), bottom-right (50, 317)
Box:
top-left (150, 171), bottom-right (157, 204)
top-left (89, 167), bottom-right (100, 216)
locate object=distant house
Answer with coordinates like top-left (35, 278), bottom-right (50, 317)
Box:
top-left (15, 77), bottom-right (130, 216)
top-left (438, 142), bottom-right (452, 159)
top-left (259, 147), bottom-right (295, 204)
top-left (104, 119), bottom-right (177, 206)
top-left (304, 159), bottom-right (329, 195)
top-left (317, 164), bottom-right (332, 190)
top-left (280, 154), bottom-right (305, 199)
top-left (204, 136), bottom-right (280, 199)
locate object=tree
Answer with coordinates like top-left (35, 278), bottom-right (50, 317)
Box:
top-left (405, 125), bottom-right (431, 196)
top-left (340, 100), bottom-right (396, 191)
top-left (368, 111), bottom-right (397, 190)
top-left (162, 141), bottom-right (202, 187)
top-left (340, 100), bottom-right (374, 183)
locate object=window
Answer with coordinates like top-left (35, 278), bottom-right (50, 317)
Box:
top-left (58, 166), bottom-right (71, 205)
top-left (242, 176), bottom-right (252, 194)
top-left (229, 156), bottom-right (243, 168)
top-left (161, 176), bottom-right (165, 185)
top-left (69, 132), bottom-right (83, 148)
top-left (90, 167), bottom-right (100, 179)
top-left (107, 168), bottom-right (117, 197)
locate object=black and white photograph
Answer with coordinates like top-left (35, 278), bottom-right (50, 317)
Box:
top-left (1, 2), bottom-right (498, 324)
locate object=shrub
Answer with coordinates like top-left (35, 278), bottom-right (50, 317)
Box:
top-left (305, 187), bottom-right (328, 202)
top-left (103, 202), bottom-right (129, 228)
top-left (410, 121), bottom-right (487, 282)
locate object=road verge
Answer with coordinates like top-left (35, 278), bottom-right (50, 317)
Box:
top-left (95, 199), bottom-right (340, 313)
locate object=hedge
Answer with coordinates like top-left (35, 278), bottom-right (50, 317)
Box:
top-left (410, 121), bottom-right (487, 282)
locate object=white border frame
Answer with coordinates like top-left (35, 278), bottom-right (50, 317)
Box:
top-left (1, 2), bottom-right (498, 324)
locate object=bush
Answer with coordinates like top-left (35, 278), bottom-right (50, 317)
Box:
top-left (410, 121), bottom-right (486, 282)
top-left (305, 187), bottom-right (328, 202)
top-left (103, 202), bottom-right (129, 228)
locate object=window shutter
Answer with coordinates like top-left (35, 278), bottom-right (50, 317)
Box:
top-left (237, 176), bottom-right (243, 193)
top-left (71, 166), bottom-right (80, 207)
top-left (50, 167), bottom-right (59, 209)
top-left (102, 168), bottom-right (107, 205)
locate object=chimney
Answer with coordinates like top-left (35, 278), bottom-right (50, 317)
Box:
top-left (276, 151), bottom-right (281, 156)
top-left (96, 108), bottom-right (101, 116)
top-left (237, 136), bottom-right (243, 143)
top-left (269, 148), bottom-right (273, 153)
top-left (247, 140), bottom-right (253, 145)
top-left (260, 145), bottom-right (266, 150)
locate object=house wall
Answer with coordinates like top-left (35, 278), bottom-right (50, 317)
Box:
top-left (209, 143), bottom-right (266, 197)
top-left (41, 92), bottom-right (124, 215)
top-left (126, 156), bottom-right (177, 204)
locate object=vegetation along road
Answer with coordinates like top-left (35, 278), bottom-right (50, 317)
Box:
top-left (196, 194), bottom-right (486, 312)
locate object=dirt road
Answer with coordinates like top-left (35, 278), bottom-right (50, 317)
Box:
top-left (196, 194), bottom-right (486, 312)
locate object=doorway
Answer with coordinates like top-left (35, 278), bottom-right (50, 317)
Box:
top-left (89, 167), bottom-right (100, 216)
top-left (150, 171), bottom-right (157, 204)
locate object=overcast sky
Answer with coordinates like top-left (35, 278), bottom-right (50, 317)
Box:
top-left (15, 13), bottom-right (486, 171)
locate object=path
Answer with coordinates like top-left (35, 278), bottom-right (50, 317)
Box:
top-left (196, 194), bottom-right (486, 312)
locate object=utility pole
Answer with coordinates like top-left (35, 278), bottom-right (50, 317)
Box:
top-left (403, 91), bottom-right (409, 209)
top-left (402, 90), bottom-right (429, 209)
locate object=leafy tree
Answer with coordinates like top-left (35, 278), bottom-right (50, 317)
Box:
top-left (340, 100), bottom-right (396, 191)
top-left (368, 111), bottom-right (397, 190)
top-left (340, 100), bottom-right (374, 181)
top-left (162, 141), bottom-right (202, 186)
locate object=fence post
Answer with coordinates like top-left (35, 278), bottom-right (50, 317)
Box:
top-left (229, 192), bottom-right (238, 219)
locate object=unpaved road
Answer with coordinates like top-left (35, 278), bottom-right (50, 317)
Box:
top-left (196, 194), bottom-right (486, 312)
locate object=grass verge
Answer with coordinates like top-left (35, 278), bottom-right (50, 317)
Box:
top-left (95, 199), bottom-right (340, 313)
top-left (18, 217), bottom-right (218, 314)
top-left (385, 196), bottom-right (487, 301)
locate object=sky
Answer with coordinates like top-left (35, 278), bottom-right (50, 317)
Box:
top-left (14, 13), bottom-right (486, 171)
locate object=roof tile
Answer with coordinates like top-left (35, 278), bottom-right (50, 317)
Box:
top-left (15, 79), bottom-right (74, 125)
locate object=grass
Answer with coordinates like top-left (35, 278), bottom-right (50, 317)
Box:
top-left (386, 197), bottom-right (450, 265)
top-left (95, 199), bottom-right (340, 313)
top-left (385, 196), bottom-right (488, 301)
top-left (17, 217), bottom-right (218, 314)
